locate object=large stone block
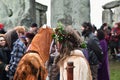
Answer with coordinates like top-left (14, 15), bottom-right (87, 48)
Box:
top-left (0, 0), bottom-right (48, 31)
top-left (102, 0), bottom-right (120, 25)
top-left (113, 6), bottom-right (120, 23)
top-left (51, 0), bottom-right (90, 31)
top-left (102, 1), bottom-right (120, 9)
top-left (0, 0), bottom-right (36, 30)
top-left (102, 9), bottom-right (113, 26)
top-left (35, 2), bottom-right (47, 27)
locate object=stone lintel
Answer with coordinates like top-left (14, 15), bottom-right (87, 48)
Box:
top-left (102, 1), bottom-right (120, 9)
top-left (35, 2), bottom-right (47, 12)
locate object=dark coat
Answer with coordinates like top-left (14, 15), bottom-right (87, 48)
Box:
top-left (0, 47), bottom-right (11, 80)
top-left (87, 33), bottom-right (103, 65)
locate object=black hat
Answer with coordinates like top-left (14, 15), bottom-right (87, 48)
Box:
top-left (26, 32), bottom-right (35, 39)
top-left (31, 23), bottom-right (38, 27)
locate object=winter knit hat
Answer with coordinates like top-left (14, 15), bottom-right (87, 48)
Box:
top-left (0, 23), bottom-right (4, 29)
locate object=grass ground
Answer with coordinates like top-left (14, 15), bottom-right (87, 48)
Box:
top-left (109, 58), bottom-right (120, 80)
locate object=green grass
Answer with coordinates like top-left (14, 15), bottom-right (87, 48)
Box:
top-left (110, 60), bottom-right (120, 80)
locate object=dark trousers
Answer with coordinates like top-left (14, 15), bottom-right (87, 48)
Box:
top-left (90, 65), bottom-right (99, 80)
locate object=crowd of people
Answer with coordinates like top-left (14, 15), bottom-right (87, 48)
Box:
top-left (0, 21), bottom-right (120, 80)
top-left (0, 23), bottom-right (37, 80)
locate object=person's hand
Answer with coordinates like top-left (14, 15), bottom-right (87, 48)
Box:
top-left (5, 64), bottom-right (9, 71)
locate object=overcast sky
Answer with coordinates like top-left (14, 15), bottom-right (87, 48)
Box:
top-left (90, 0), bottom-right (114, 28)
top-left (36, 0), bottom-right (114, 28)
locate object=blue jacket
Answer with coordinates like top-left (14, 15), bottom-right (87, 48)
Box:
top-left (7, 39), bottom-right (26, 79)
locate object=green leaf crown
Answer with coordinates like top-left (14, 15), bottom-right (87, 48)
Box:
top-left (52, 22), bottom-right (87, 48)
top-left (52, 22), bottom-right (66, 43)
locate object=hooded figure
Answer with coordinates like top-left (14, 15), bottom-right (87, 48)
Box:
top-left (14, 26), bottom-right (54, 80)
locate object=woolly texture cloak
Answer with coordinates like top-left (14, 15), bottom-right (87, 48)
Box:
top-left (59, 50), bottom-right (92, 80)
top-left (28, 27), bottom-right (54, 80)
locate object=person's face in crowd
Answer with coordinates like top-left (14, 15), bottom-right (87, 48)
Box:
top-left (94, 30), bottom-right (97, 36)
top-left (104, 26), bottom-right (108, 30)
top-left (114, 24), bottom-right (118, 28)
top-left (81, 26), bottom-right (85, 31)
top-left (30, 27), bottom-right (37, 33)
top-left (26, 37), bottom-right (30, 43)
top-left (0, 37), bottom-right (6, 47)
top-left (56, 41), bottom-right (62, 52)
top-left (81, 26), bottom-right (86, 36)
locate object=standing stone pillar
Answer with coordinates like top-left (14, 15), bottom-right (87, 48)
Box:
top-left (114, 7), bottom-right (120, 23)
top-left (36, 10), bottom-right (41, 27)
top-left (51, 0), bottom-right (90, 30)
top-left (102, 9), bottom-right (113, 26)
top-left (40, 11), bottom-right (47, 27)
top-left (35, 2), bottom-right (47, 27)
top-left (102, 1), bottom-right (120, 26)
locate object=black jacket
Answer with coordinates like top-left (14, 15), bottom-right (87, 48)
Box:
top-left (0, 47), bottom-right (11, 80)
top-left (87, 33), bottom-right (103, 65)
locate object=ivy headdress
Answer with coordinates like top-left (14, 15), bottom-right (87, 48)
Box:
top-left (52, 22), bottom-right (66, 43)
top-left (52, 22), bottom-right (87, 48)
